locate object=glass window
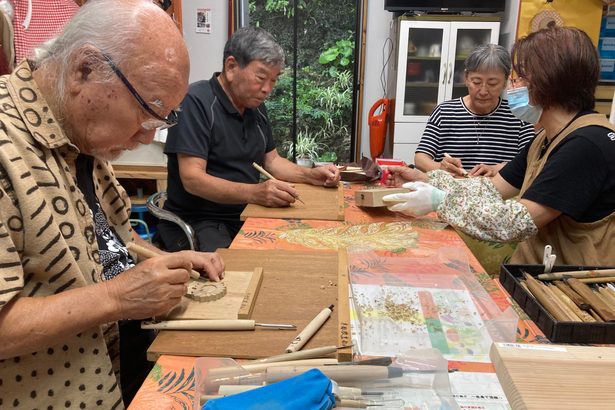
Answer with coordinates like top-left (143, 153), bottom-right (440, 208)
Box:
top-left (246, 0), bottom-right (358, 163)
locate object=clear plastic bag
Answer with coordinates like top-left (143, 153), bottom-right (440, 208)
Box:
top-left (193, 349), bottom-right (458, 410)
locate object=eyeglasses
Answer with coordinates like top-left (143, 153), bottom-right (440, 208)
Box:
top-left (102, 53), bottom-right (179, 130)
top-left (508, 76), bottom-right (528, 89)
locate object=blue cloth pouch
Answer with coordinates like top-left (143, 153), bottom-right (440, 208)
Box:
top-left (202, 368), bottom-right (335, 410)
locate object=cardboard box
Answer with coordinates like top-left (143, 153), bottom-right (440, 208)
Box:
top-left (500, 264), bottom-right (615, 343)
top-left (354, 187), bottom-right (408, 207)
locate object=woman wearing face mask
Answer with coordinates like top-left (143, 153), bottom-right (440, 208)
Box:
top-left (415, 44), bottom-right (535, 177)
top-left (383, 26), bottom-right (615, 266)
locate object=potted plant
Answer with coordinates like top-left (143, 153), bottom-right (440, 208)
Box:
top-left (315, 151), bottom-right (337, 166)
top-left (282, 129), bottom-right (324, 168)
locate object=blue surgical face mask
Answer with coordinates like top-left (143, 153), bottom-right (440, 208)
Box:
top-left (506, 86), bottom-right (543, 124)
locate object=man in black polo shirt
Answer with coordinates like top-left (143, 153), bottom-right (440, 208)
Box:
top-left (159, 27), bottom-right (340, 252)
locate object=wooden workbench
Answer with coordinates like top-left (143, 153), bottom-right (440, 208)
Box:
top-left (147, 248), bottom-right (352, 362)
top-left (112, 164), bottom-right (167, 193)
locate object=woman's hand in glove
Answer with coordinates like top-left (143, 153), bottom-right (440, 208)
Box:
top-left (382, 181), bottom-right (445, 216)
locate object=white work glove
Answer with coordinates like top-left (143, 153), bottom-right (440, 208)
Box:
top-left (383, 181), bottom-right (446, 216)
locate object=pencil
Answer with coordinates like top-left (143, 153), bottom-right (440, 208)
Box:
top-left (251, 162), bottom-right (305, 204)
top-left (443, 153), bottom-right (469, 177)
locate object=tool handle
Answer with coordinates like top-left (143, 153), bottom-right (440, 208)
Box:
top-left (127, 242), bottom-right (200, 280)
top-left (252, 162), bottom-right (276, 180)
top-left (250, 345), bottom-right (338, 364)
top-left (285, 307), bottom-right (332, 353)
top-left (241, 358), bottom-right (337, 373)
top-left (265, 365), bottom-right (392, 383)
top-left (141, 319), bottom-right (255, 330)
top-left (538, 269), bottom-right (615, 281)
top-left (217, 385), bottom-right (262, 395)
top-left (567, 278), bottom-right (615, 321)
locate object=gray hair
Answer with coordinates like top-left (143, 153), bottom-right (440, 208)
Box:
top-left (223, 26), bottom-right (285, 69)
top-left (32, 0), bottom-right (161, 103)
top-left (464, 44), bottom-right (511, 77)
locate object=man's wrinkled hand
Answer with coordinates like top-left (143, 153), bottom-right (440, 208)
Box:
top-left (256, 179), bottom-right (298, 207)
top-left (309, 165), bottom-right (340, 187)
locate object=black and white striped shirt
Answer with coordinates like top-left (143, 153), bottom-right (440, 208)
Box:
top-left (416, 97), bottom-right (535, 169)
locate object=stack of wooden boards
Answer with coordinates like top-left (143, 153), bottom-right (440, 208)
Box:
top-left (490, 343), bottom-right (615, 409)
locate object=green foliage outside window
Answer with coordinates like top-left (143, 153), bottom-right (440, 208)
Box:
top-left (249, 0), bottom-right (356, 163)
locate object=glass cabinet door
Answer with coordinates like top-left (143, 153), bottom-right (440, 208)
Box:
top-left (448, 22), bottom-right (501, 100)
top-left (394, 21), bottom-right (450, 122)
top-left (394, 20), bottom-right (500, 122)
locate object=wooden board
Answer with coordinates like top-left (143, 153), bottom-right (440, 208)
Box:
top-left (490, 343), bottom-right (615, 410)
top-left (148, 249), bottom-right (351, 361)
top-left (113, 164), bottom-right (168, 192)
top-left (238, 267), bottom-right (263, 319)
top-left (164, 268), bottom-right (262, 320)
top-left (240, 182), bottom-right (344, 221)
top-left (354, 187), bottom-right (409, 207)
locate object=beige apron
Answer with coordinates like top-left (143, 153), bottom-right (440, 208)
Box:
top-left (511, 114), bottom-right (615, 266)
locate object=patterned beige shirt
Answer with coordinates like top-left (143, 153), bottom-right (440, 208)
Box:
top-left (0, 61), bottom-right (134, 408)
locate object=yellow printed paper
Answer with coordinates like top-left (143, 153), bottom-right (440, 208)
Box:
top-left (517, 0), bottom-right (603, 46)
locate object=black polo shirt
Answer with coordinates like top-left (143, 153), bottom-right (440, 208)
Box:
top-left (163, 73), bottom-right (276, 222)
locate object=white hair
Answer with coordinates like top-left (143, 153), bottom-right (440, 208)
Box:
top-left (32, 0), bottom-right (163, 102)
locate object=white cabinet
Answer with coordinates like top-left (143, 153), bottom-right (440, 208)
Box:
top-left (390, 17), bottom-right (500, 164)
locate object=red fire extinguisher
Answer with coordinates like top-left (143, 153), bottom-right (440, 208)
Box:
top-left (368, 98), bottom-right (389, 160)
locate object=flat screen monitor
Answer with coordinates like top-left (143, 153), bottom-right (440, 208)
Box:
top-left (384, 0), bottom-right (505, 13)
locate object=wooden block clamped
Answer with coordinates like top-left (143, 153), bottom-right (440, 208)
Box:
top-left (164, 268), bottom-right (263, 320)
top-left (354, 187), bottom-right (408, 207)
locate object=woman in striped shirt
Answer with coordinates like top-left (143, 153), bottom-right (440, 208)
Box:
top-left (415, 44), bottom-right (535, 177)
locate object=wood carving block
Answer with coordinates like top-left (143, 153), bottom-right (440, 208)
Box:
top-left (164, 270), bottom-right (256, 320)
top-left (186, 281), bottom-right (227, 302)
top-left (354, 187), bottom-right (409, 207)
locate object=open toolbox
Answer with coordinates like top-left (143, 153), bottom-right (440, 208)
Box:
top-left (500, 264), bottom-right (615, 343)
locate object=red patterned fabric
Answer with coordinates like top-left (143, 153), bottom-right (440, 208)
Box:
top-left (12, 0), bottom-right (79, 64)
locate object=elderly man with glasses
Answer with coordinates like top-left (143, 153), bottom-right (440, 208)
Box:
top-left (0, 1), bottom-right (225, 408)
